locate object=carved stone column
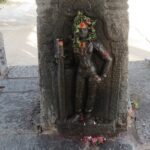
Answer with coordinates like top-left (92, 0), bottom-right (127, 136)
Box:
top-left (0, 33), bottom-right (7, 79)
top-left (36, 0), bottom-right (129, 135)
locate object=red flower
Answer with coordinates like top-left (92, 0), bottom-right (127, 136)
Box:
top-left (82, 136), bottom-right (91, 144)
top-left (79, 42), bottom-right (86, 48)
top-left (97, 136), bottom-right (106, 144)
top-left (91, 137), bottom-right (98, 145)
top-left (58, 40), bottom-right (63, 46)
top-left (81, 136), bottom-right (106, 146)
top-left (80, 22), bottom-right (87, 29)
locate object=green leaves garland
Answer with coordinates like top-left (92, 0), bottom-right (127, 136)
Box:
top-left (73, 11), bottom-right (97, 49)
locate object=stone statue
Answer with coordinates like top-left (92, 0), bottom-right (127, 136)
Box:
top-left (69, 11), bottom-right (112, 124)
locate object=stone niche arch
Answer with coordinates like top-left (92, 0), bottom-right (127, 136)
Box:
top-left (36, 0), bottom-right (129, 135)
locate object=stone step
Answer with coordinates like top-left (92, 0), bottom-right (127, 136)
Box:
top-left (7, 66), bottom-right (39, 79)
top-left (0, 78), bottom-right (39, 93)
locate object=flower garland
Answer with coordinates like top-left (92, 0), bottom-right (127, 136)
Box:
top-left (81, 136), bottom-right (106, 146)
top-left (73, 11), bottom-right (97, 49)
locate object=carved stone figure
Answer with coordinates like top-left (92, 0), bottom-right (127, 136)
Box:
top-left (69, 11), bottom-right (112, 124)
top-left (37, 0), bottom-right (129, 134)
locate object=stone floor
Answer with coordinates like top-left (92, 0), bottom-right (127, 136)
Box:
top-left (129, 61), bottom-right (150, 145)
top-left (0, 63), bottom-right (149, 149)
top-left (0, 66), bottom-right (40, 133)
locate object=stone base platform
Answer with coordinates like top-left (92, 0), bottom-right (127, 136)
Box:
top-left (57, 121), bottom-right (116, 136)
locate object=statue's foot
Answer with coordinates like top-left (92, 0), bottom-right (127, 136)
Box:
top-left (68, 113), bottom-right (83, 123)
top-left (85, 113), bottom-right (96, 125)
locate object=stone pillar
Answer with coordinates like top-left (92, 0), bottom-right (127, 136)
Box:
top-left (36, 0), bottom-right (129, 134)
top-left (0, 33), bottom-right (7, 79)
top-left (103, 1), bottom-right (129, 125)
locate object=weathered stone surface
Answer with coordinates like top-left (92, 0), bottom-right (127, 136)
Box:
top-left (110, 42), bottom-right (128, 124)
top-left (0, 32), bottom-right (7, 78)
top-left (0, 66), bottom-right (40, 132)
top-left (99, 142), bottom-right (133, 150)
top-left (7, 66), bottom-right (38, 78)
top-left (0, 78), bottom-right (39, 92)
top-left (0, 133), bottom-right (81, 150)
top-left (36, 0), bottom-right (129, 134)
top-left (0, 92), bottom-right (40, 131)
top-left (0, 132), bottom-right (134, 150)
top-left (57, 121), bottom-right (116, 136)
top-left (129, 61), bottom-right (150, 144)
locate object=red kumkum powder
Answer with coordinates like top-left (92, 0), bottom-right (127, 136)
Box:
top-left (58, 40), bottom-right (64, 46)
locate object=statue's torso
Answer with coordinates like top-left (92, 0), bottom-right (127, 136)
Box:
top-left (74, 42), bottom-right (95, 71)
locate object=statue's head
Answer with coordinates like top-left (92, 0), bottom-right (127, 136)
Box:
top-left (73, 11), bottom-right (97, 48)
top-left (79, 22), bottom-right (88, 38)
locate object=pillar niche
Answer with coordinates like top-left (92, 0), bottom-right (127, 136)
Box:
top-left (36, 0), bottom-right (129, 135)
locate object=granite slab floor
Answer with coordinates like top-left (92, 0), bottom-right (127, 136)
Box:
top-left (0, 64), bottom-right (149, 150)
top-left (129, 61), bottom-right (150, 145)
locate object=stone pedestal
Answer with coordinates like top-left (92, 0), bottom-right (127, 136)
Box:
top-left (36, 0), bottom-right (129, 135)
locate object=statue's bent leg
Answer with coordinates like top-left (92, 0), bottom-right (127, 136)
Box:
top-left (75, 73), bottom-right (85, 113)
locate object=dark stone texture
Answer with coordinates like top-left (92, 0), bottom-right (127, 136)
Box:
top-left (0, 32), bottom-right (7, 78)
top-left (57, 121), bottom-right (115, 136)
top-left (36, 0), bottom-right (129, 134)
